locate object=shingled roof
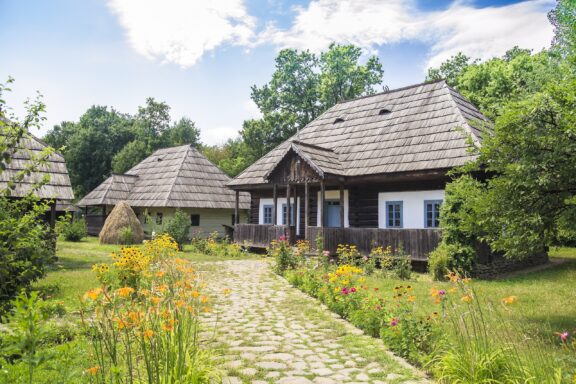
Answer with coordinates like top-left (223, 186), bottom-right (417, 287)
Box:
top-left (0, 131), bottom-right (74, 201)
top-left (229, 80), bottom-right (489, 187)
top-left (78, 144), bottom-right (249, 209)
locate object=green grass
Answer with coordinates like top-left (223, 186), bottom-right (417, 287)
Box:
top-left (33, 236), bottom-right (260, 311)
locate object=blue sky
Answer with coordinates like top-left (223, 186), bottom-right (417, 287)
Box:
top-left (0, 0), bottom-right (555, 145)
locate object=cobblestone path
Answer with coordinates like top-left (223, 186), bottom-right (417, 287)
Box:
top-left (200, 259), bottom-right (428, 384)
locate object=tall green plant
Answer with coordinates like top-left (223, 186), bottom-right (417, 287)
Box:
top-left (161, 209), bottom-right (191, 250)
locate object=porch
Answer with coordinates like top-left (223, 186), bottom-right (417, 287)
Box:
top-left (233, 224), bottom-right (441, 261)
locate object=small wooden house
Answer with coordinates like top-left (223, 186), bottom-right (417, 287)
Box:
top-left (78, 144), bottom-right (250, 237)
top-left (0, 131), bottom-right (74, 228)
top-left (228, 80), bottom-right (489, 260)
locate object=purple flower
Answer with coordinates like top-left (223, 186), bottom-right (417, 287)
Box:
top-left (438, 289), bottom-right (446, 296)
top-left (390, 319), bottom-right (398, 327)
top-left (341, 287), bottom-right (349, 295)
top-left (350, 287), bottom-right (356, 293)
top-left (559, 332), bottom-right (569, 342)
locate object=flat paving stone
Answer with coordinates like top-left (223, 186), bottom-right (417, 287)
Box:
top-left (198, 259), bottom-right (428, 384)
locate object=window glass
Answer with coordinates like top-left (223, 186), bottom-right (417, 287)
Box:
top-left (263, 205), bottom-right (273, 224)
top-left (190, 214), bottom-right (200, 227)
top-left (386, 201), bottom-right (403, 228)
top-left (425, 200), bottom-right (442, 228)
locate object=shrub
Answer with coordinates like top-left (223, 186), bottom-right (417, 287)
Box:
top-left (59, 218), bottom-right (87, 242)
top-left (392, 248), bottom-right (412, 280)
top-left (336, 244), bottom-right (361, 265)
top-left (269, 237), bottom-right (296, 274)
top-left (161, 209), bottom-right (191, 250)
top-left (118, 226), bottom-right (133, 245)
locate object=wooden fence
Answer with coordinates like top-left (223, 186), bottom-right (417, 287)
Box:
top-left (234, 224), bottom-right (294, 248)
top-left (306, 227), bottom-right (441, 261)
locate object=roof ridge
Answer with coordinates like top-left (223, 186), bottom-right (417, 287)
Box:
top-left (335, 79), bottom-right (446, 105)
top-left (291, 140), bottom-right (334, 152)
top-left (163, 145), bottom-right (191, 206)
top-left (442, 83), bottom-right (483, 148)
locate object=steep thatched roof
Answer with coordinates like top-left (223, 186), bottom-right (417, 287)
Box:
top-left (229, 80), bottom-right (490, 188)
top-left (0, 130), bottom-right (74, 201)
top-left (79, 144), bottom-right (249, 209)
top-left (99, 201), bottom-right (144, 244)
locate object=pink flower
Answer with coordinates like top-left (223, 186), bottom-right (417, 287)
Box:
top-left (390, 318), bottom-right (398, 327)
top-left (557, 331), bottom-right (569, 342)
top-left (279, 235), bottom-right (286, 241)
top-left (438, 289), bottom-right (446, 296)
top-left (341, 287), bottom-right (349, 295)
top-left (350, 287), bottom-right (356, 293)
top-left (322, 250), bottom-right (330, 257)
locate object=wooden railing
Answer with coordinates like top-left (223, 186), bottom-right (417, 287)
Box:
top-left (306, 227), bottom-right (441, 261)
top-left (234, 224), bottom-right (294, 247)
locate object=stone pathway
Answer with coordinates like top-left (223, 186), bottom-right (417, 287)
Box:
top-left (200, 259), bottom-right (428, 384)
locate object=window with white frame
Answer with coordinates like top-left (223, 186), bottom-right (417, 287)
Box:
top-left (263, 205), bottom-right (273, 224)
top-left (424, 200), bottom-right (442, 228)
top-left (386, 201), bottom-right (403, 228)
top-left (281, 204), bottom-right (295, 225)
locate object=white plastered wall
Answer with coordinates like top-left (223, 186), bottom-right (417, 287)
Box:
top-left (378, 190), bottom-right (445, 229)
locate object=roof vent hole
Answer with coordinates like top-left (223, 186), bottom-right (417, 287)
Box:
top-left (334, 116), bottom-right (345, 124)
top-left (379, 108), bottom-right (392, 115)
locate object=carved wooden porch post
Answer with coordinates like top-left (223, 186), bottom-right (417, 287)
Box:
top-left (292, 184), bottom-right (298, 235)
top-left (319, 179), bottom-right (325, 228)
top-left (234, 190), bottom-right (239, 224)
top-left (272, 183), bottom-right (278, 225)
top-left (339, 184), bottom-right (344, 228)
top-left (286, 183), bottom-right (291, 227)
top-left (304, 181), bottom-right (309, 235)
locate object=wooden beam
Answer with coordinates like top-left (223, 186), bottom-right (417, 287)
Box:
top-left (235, 190), bottom-right (239, 224)
top-left (292, 185), bottom-right (298, 235)
top-left (304, 182), bottom-right (309, 235)
top-left (339, 184), bottom-right (344, 228)
top-left (272, 184), bottom-right (278, 225)
top-left (286, 183), bottom-right (291, 227)
top-left (319, 180), bottom-right (325, 228)
top-left (49, 200), bottom-right (57, 230)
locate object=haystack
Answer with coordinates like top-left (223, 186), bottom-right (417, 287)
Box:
top-left (99, 201), bottom-right (144, 244)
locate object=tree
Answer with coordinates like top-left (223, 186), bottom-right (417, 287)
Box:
top-left (426, 53), bottom-right (475, 86)
top-left (0, 78), bottom-right (55, 316)
top-left (549, 0), bottom-right (576, 57)
top-left (201, 138), bottom-right (253, 178)
top-left (111, 140), bottom-right (149, 174)
top-left (427, 48), bottom-right (560, 119)
top-left (162, 117), bottom-right (200, 147)
top-left (318, 43), bottom-right (384, 107)
top-left (135, 97), bottom-right (171, 138)
top-left (243, 44), bottom-right (384, 160)
top-left (42, 120), bottom-right (76, 150)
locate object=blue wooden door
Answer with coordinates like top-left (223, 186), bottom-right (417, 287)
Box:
top-left (325, 201), bottom-right (341, 227)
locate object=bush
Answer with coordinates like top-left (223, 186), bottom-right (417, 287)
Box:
top-left (392, 248), bottom-right (412, 280)
top-left (161, 209), bottom-right (191, 250)
top-left (58, 218), bottom-right (87, 242)
top-left (118, 226), bottom-right (133, 245)
top-left (269, 237), bottom-right (296, 274)
top-left (429, 243), bottom-right (452, 280)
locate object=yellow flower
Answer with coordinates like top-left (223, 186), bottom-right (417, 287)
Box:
top-left (407, 295), bottom-right (416, 302)
top-left (223, 288), bottom-right (231, 296)
top-left (200, 296), bottom-right (209, 304)
top-left (150, 297), bottom-right (161, 305)
top-left (501, 296), bottom-right (518, 305)
top-left (142, 329), bottom-right (154, 340)
top-left (461, 294), bottom-right (473, 303)
top-left (115, 317), bottom-right (128, 330)
top-left (175, 300), bottom-right (185, 308)
top-left (85, 366), bottom-right (100, 376)
top-left (156, 271), bottom-right (165, 278)
top-left (191, 290), bottom-right (200, 298)
top-left (116, 286), bottom-right (135, 298)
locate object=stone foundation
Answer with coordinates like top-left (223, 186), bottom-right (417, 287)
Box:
top-left (473, 251), bottom-right (549, 279)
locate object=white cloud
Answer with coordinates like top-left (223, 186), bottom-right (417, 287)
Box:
top-left (107, 0), bottom-right (256, 68)
top-left (427, 0), bottom-right (556, 68)
top-left (259, 0), bottom-right (555, 69)
top-left (200, 125), bottom-right (240, 145)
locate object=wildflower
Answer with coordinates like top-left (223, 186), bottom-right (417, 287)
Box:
top-left (156, 271), bottom-right (165, 278)
top-left (438, 289), bottom-right (446, 296)
top-left (162, 319), bottom-right (175, 331)
top-left (461, 294), bottom-right (473, 303)
top-left (341, 287), bottom-right (349, 295)
top-left (116, 286), bottom-right (134, 298)
top-left (555, 331), bottom-right (569, 342)
top-left (84, 287), bottom-right (102, 300)
top-left (191, 290), bottom-right (200, 298)
top-left (143, 329), bottom-right (154, 340)
top-left (279, 235), bottom-right (286, 241)
top-left (223, 288), bottom-right (231, 295)
top-left (200, 296), bottom-right (209, 304)
top-left (322, 250), bottom-right (330, 257)
top-left (350, 287), bottom-right (357, 293)
top-left (390, 318), bottom-right (398, 327)
top-left (85, 366), bottom-right (100, 375)
top-left (175, 300), bottom-right (186, 308)
top-left (115, 317), bottom-right (128, 330)
top-left (407, 295), bottom-right (416, 302)
top-left (501, 296), bottom-right (518, 305)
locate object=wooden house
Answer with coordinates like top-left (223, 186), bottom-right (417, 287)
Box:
top-left (228, 80), bottom-right (489, 260)
top-left (78, 144), bottom-right (250, 236)
top-left (0, 131), bottom-right (75, 228)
